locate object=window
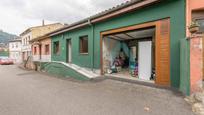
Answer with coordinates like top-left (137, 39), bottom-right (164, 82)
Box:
top-left (196, 19), bottom-right (204, 32)
top-left (16, 43), bottom-right (18, 48)
top-left (34, 47), bottom-right (37, 55)
top-left (25, 38), bottom-right (27, 45)
top-left (27, 37), bottom-right (28, 44)
top-left (28, 36), bottom-right (30, 44)
top-left (192, 10), bottom-right (204, 33)
top-left (45, 44), bottom-right (50, 55)
top-left (54, 41), bottom-right (60, 54)
top-left (79, 36), bottom-right (88, 54)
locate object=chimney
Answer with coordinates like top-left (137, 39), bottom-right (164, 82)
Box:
top-left (42, 20), bottom-right (45, 26)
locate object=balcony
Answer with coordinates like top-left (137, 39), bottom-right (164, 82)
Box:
top-left (32, 55), bottom-right (51, 62)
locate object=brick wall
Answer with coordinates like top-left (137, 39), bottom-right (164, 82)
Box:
top-left (190, 34), bottom-right (203, 94)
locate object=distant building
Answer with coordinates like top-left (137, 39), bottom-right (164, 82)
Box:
top-left (20, 23), bottom-right (64, 61)
top-left (0, 43), bottom-right (9, 57)
top-left (30, 35), bottom-right (52, 62)
top-left (9, 38), bottom-right (22, 63)
top-left (0, 43), bottom-right (8, 49)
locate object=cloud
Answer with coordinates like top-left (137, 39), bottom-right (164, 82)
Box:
top-left (0, 0), bottom-right (129, 35)
top-left (90, 0), bottom-right (128, 10)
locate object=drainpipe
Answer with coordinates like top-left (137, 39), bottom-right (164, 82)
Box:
top-left (88, 19), bottom-right (94, 72)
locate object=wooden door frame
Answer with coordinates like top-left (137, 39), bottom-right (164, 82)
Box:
top-left (100, 18), bottom-right (170, 86)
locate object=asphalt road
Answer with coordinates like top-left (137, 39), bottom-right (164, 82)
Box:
top-left (0, 65), bottom-right (194, 115)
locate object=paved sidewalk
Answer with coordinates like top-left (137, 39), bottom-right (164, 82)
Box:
top-left (0, 65), bottom-right (194, 115)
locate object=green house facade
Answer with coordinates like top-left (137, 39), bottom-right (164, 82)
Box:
top-left (48, 0), bottom-right (187, 91)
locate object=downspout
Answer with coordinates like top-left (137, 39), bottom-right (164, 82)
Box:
top-left (88, 19), bottom-right (95, 72)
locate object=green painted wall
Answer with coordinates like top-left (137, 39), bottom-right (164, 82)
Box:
top-left (180, 39), bottom-right (190, 95)
top-left (51, 0), bottom-right (186, 88)
top-left (52, 27), bottom-right (94, 68)
top-left (41, 62), bottom-right (90, 81)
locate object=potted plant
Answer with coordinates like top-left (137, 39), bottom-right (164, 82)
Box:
top-left (188, 21), bottom-right (200, 34)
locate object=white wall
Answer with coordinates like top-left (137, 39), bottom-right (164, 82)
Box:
top-left (32, 55), bottom-right (51, 62)
top-left (9, 41), bottom-right (22, 64)
top-left (9, 41), bottom-right (21, 52)
top-left (41, 55), bottom-right (51, 62)
top-left (21, 32), bottom-right (32, 53)
top-left (9, 52), bottom-right (22, 63)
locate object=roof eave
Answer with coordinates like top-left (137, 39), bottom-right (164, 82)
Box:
top-left (30, 35), bottom-right (49, 43)
top-left (20, 28), bottom-right (32, 36)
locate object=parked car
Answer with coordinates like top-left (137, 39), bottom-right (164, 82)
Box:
top-left (0, 57), bottom-right (14, 65)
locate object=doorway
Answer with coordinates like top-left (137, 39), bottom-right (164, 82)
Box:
top-left (66, 39), bottom-right (72, 63)
top-left (102, 28), bottom-right (155, 83)
top-left (39, 44), bottom-right (42, 60)
top-left (100, 19), bottom-right (170, 86)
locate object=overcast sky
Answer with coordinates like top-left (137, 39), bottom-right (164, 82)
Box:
top-left (0, 0), bottom-right (129, 35)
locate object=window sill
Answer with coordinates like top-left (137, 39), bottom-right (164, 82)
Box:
top-left (80, 53), bottom-right (88, 55)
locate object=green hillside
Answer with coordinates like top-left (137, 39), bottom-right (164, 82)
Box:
top-left (0, 30), bottom-right (17, 43)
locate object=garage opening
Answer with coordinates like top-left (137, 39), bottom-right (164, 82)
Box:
top-left (100, 19), bottom-right (170, 86)
top-left (102, 27), bottom-right (156, 83)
